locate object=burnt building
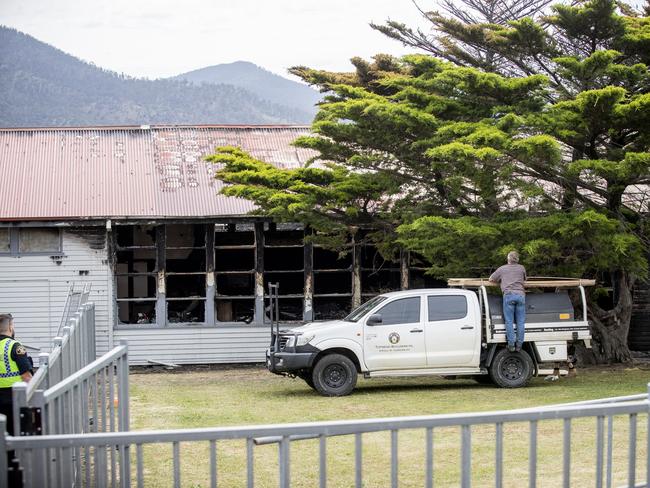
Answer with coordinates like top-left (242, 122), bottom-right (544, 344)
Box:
top-left (0, 125), bottom-right (442, 365)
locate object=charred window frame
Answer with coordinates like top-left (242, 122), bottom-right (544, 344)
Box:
top-left (165, 224), bottom-right (207, 324)
top-left (114, 224), bottom-right (158, 325)
top-left (112, 222), bottom-right (431, 327)
top-left (312, 242), bottom-right (353, 321)
top-left (408, 252), bottom-right (446, 289)
top-left (0, 227), bottom-right (62, 256)
top-left (359, 242), bottom-right (401, 299)
top-left (263, 223), bottom-right (305, 323)
top-left (214, 223), bottom-right (256, 324)
top-left (114, 223), bottom-right (209, 326)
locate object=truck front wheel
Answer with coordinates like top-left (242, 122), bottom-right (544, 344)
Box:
top-left (489, 348), bottom-right (534, 388)
top-left (312, 354), bottom-right (357, 396)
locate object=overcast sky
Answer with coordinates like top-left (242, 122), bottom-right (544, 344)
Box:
top-left (0, 0), bottom-right (429, 80)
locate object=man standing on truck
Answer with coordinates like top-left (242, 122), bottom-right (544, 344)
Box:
top-left (489, 251), bottom-right (527, 352)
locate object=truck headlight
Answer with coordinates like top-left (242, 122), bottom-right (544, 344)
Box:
top-left (296, 334), bottom-right (315, 346)
top-left (285, 336), bottom-right (296, 348)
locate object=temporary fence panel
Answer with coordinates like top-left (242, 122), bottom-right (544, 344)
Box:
top-left (10, 342), bottom-right (129, 487)
top-left (9, 285), bottom-right (113, 487)
top-left (3, 385), bottom-right (649, 488)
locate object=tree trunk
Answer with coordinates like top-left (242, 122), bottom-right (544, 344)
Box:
top-left (587, 271), bottom-right (636, 363)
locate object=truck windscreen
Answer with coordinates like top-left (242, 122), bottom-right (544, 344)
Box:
top-left (344, 296), bottom-right (387, 322)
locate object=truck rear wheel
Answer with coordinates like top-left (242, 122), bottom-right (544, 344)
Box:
top-left (312, 354), bottom-right (357, 396)
top-left (489, 348), bottom-right (533, 388)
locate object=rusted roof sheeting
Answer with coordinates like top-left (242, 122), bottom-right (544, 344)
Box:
top-left (0, 126), bottom-right (314, 220)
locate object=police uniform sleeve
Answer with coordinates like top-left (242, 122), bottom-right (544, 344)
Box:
top-left (10, 343), bottom-right (33, 374)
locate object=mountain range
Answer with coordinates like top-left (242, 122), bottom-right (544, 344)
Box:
top-left (0, 26), bottom-right (321, 127)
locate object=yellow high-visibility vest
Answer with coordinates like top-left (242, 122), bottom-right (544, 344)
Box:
top-left (0, 338), bottom-right (22, 388)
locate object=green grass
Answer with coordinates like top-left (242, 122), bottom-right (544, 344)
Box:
top-left (129, 366), bottom-right (650, 487)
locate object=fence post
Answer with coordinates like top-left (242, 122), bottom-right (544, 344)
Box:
top-left (82, 304), bottom-right (89, 366)
top-left (118, 340), bottom-right (131, 487)
top-left (23, 390), bottom-right (47, 488)
top-left (646, 383), bottom-right (649, 488)
top-left (62, 326), bottom-right (72, 377)
top-left (53, 337), bottom-right (63, 385)
top-left (78, 309), bottom-right (85, 368)
top-left (0, 415), bottom-right (8, 488)
top-left (11, 382), bottom-right (27, 438)
top-left (71, 313), bottom-right (81, 373)
top-left (11, 382), bottom-right (28, 486)
top-left (38, 353), bottom-right (50, 390)
top-left (90, 303), bottom-right (97, 361)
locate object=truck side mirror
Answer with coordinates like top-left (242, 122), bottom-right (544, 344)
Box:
top-left (366, 314), bottom-right (382, 326)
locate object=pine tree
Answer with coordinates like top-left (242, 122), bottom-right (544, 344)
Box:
top-left (370, 0), bottom-right (552, 72)
top-left (209, 0), bottom-right (650, 362)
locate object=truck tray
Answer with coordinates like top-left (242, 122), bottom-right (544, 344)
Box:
top-left (486, 292), bottom-right (575, 324)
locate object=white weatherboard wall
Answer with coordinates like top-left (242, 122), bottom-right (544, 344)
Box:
top-left (0, 226), bottom-right (272, 366)
top-left (113, 327), bottom-right (270, 366)
top-left (0, 228), bottom-right (112, 359)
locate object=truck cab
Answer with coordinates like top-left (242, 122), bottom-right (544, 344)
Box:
top-left (266, 280), bottom-right (592, 396)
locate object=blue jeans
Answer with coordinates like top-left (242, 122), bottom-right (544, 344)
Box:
top-left (503, 294), bottom-right (525, 346)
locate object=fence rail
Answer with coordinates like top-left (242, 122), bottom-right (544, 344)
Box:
top-left (3, 385), bottom-right (649, 488)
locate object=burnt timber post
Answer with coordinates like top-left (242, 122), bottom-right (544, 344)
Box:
top-left (352, 238), bottom-right (361, 309)
top-left (155, 225), bottom-right (166, 326)
top-left (254, 222), bottom-right (265, 324)
top-left (205, 224), bottom-right (215, 325)
top-left (303, 234), bottom-right (314, 322)
top-left (400, 249), bottom-right (409, 290)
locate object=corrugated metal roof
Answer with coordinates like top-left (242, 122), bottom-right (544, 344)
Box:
top-left (0, 125), bottom-right (315, 220)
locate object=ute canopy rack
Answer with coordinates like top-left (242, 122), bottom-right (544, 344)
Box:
top-left (447, 277), bottom-right (596, 288)
top-left (448, 277), bottom-right (595, 343)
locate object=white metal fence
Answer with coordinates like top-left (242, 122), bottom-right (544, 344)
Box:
top-left (8, 343), bottom-right (129, 487)
top-left (3, 386), bottom-right (648, 488)
top-left (12, 285), bottom-right (96, 433)
top-left (6, 285), bottom-right (131, 487)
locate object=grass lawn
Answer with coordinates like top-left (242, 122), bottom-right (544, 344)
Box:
top-left (129, 365), bottom-right (650, 487)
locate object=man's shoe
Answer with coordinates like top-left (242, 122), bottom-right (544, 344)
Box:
top-left (507, 343), bottom-right (515, 352)
top-left (515, 344), bottom-right (522, 352)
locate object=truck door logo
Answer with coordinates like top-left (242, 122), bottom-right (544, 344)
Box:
top-left (389, 332), bottom-right (400, 344)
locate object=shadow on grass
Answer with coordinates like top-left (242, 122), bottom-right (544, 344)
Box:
top-left (268, 376), bottom-right (557, 399)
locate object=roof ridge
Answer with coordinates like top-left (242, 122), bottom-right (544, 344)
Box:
top-left (0, 124), bottom-right (312, 132)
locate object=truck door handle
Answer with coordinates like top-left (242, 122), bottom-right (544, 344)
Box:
top-left (461, 326), bottom-right (474, 330)
top-left (410, 328), bottom-right (423, 333)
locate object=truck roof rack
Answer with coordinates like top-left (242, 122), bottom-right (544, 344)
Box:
top-left (447, 277), bottom-right (596, 288)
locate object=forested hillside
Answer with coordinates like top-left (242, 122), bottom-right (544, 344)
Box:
top-left (0, 27), bottom-right (314, 126)
top-left (173, 61), bottom-right (320, 116)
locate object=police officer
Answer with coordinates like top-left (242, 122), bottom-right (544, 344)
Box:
top-left (0, 314), bottom-right (33, 436)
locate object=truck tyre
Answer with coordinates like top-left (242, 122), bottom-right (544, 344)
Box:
top-left (312, 354), bottom-right (357, 396)
top-left (489, 348), bottom-right (534, 388)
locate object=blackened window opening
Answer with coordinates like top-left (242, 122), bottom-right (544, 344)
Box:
top-left (166, 224), bottom-right (207, 324)
top-left (314, 297), bottom-right (352, 320)
top-left (115, 225), bottom-right (158, 324)
top-left (264, 224), bottom-right (304, 322)
top-left (215, 223), bottom-right (256, 323)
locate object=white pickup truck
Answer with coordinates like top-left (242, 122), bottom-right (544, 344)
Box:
top-left (266, 279), bottom-right (593, 396)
